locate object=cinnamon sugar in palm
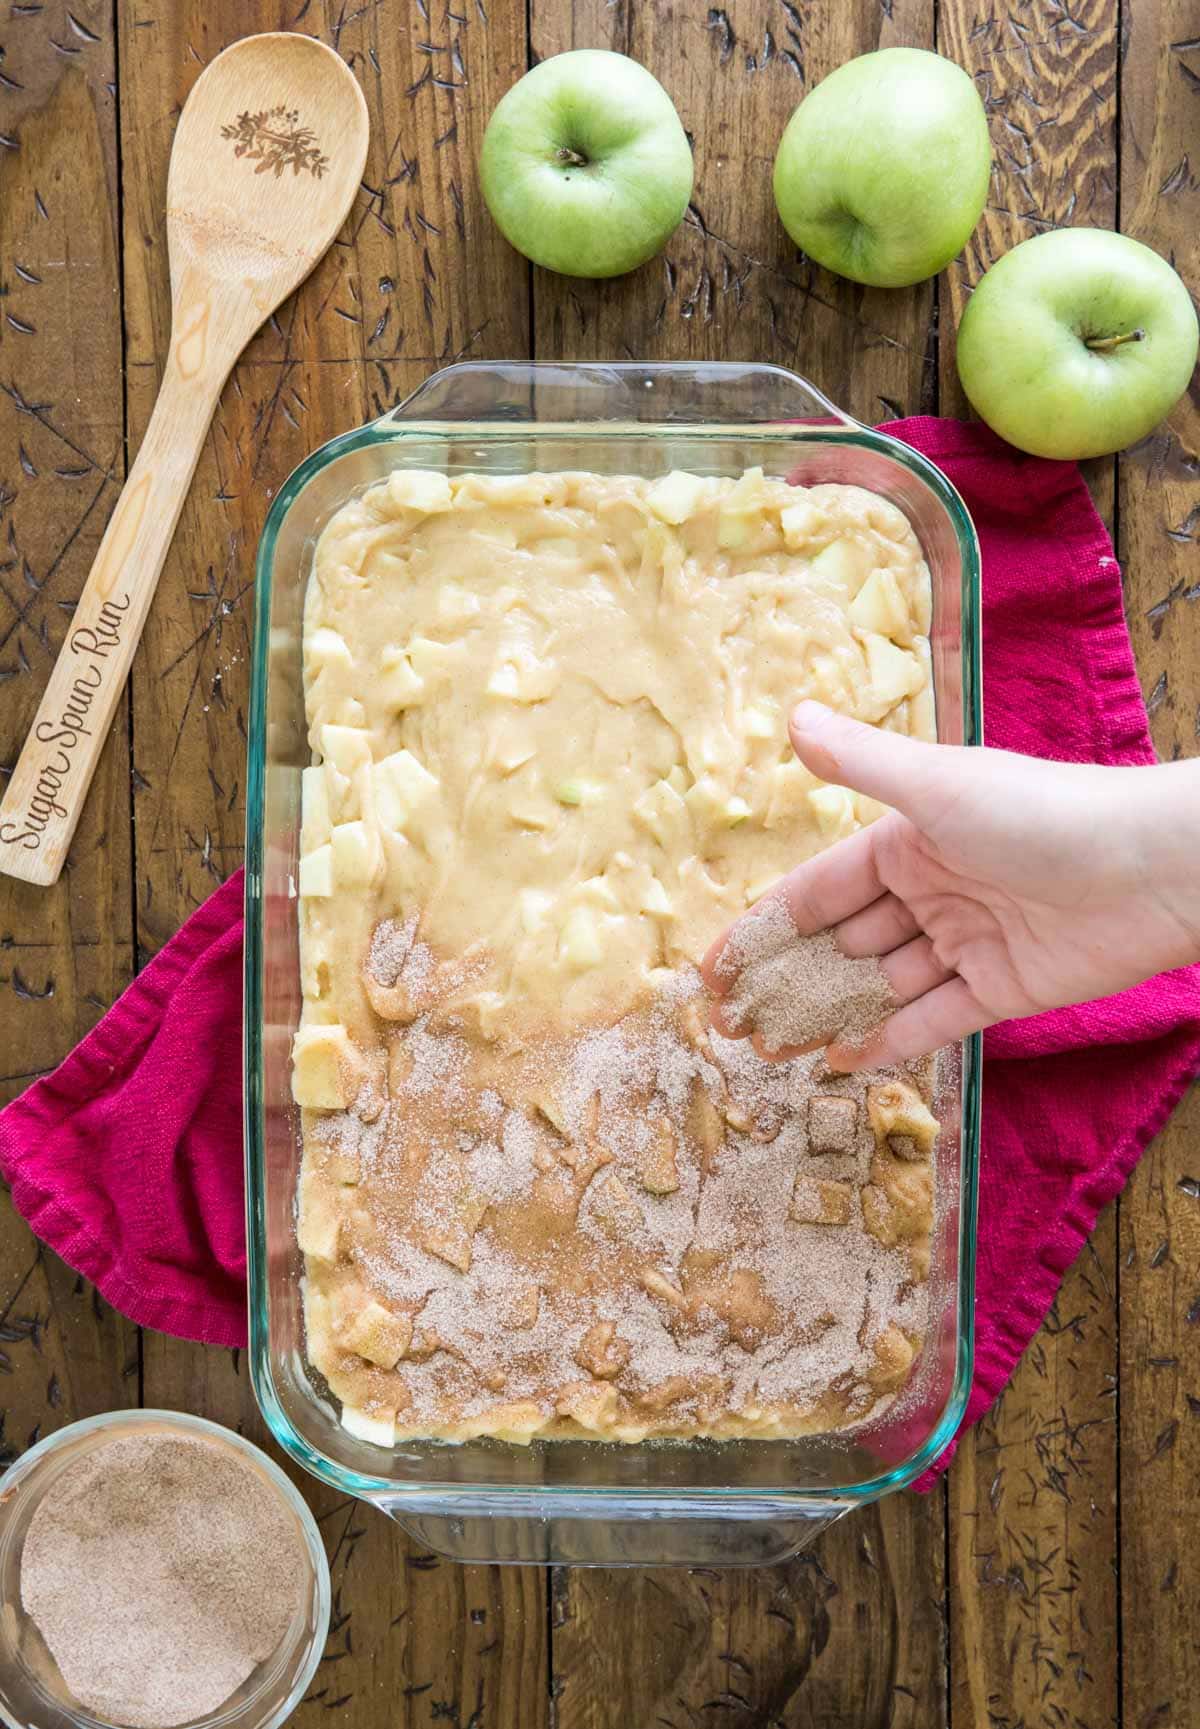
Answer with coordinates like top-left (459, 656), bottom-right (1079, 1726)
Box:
top-left (718, 897), bottom-right (897, 1056)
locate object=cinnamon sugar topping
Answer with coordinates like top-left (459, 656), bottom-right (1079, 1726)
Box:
top-left (300, 952), bottom-right (934, 1442)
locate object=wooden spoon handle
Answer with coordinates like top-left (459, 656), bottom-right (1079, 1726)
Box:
top-left (0, 356), bottom-right (222, 886)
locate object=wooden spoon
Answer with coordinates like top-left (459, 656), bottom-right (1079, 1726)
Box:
top-left (0, 32), bottom-right (369, 886)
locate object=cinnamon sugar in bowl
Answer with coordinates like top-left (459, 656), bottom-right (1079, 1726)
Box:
top-left (0, 1411), bottom-right (330, 1729)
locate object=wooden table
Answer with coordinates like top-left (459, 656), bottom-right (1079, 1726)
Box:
top-left (2, 2), bottom-right (1198, 1724)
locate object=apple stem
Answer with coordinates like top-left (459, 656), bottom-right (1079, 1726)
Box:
top-left (1085, 328), bottom-right (1147, 353)
top-left (556, 146), bottom-right (589, 168)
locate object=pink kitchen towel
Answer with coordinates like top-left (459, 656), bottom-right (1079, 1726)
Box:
top-left (2, 416), bottom-right (1198, 1479)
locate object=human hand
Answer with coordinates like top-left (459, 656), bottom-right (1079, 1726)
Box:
top-left (703, 701), bottom-right (1200, 1069)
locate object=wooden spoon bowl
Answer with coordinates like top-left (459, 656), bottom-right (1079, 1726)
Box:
top-left (168, 33), bottom-right (369, 339)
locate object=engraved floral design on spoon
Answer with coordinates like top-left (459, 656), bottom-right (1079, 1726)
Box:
top-left (220, 105), bottom-right (329, 178)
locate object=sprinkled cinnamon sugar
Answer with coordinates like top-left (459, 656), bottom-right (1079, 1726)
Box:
top-left (300, 947), bottom-right (933, 1442)
top-left (366, 914), bottom-right (417, 984)
top-left (718, 897), bottom-right (898, 1056)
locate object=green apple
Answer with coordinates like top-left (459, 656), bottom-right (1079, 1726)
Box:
top-left (772, 47), bottom-right (991, 288)
top-left (479, 50), bottom-right (693, 279)
top-left (956, 227), bottom-right (1199, 459)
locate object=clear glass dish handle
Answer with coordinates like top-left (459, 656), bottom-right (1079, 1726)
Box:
top-left (376, 1499), bottom-right (848, 1567)
top-left (386, 360), bottom-right (860, 432)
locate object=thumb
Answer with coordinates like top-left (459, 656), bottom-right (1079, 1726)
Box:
top-left (788, 701), bottom-right (949, 824)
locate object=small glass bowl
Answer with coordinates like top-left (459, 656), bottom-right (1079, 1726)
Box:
top-left (0, 1409), bottom-right (331, 1729)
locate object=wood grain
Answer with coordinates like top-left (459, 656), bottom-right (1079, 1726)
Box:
top-left (937, 0), bottom-right (1121, 418)
top-left (947, 1235), bottom-right (1121, 1729)
top-left (120, 1), bottom-right (545, 1720)
top-left (530, 5), bottom-right (946, 1725)
top-left (552, 1493), bottom-right (945, 1729)
top-left (937, 6), bottom-right (1122, 1725)
top-left (118, 0), bottom-right (531, 945)
top-left (0, 0), bottom-right (138, 1452)
top-left (1118, 5), bottom-right (1200, 1726)
top-left (532, 0), bottom-right (938, 425)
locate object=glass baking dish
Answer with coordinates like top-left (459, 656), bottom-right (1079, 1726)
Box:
top-left (245, 361), bottom-right (982, 1567)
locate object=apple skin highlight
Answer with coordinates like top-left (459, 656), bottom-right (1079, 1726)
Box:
top-left (956, 227), bottom-right (1200, 460)
top-left (479, 50), bottom-right (694, 279)
top-left (772, 46), bottom-right (992, 289)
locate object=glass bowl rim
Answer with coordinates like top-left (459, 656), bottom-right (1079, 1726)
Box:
top-left (0, 1408), bottom-right (331, 1729)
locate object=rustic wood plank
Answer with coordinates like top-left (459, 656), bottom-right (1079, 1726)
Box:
top-left (552, 1493), bottom-right (945, 1729)
top-left (120, 1), bottom-right (546, 1722)
top-left (936, 0), bottom-right (1121, 420)
top-left (936, 5), bottom-right (1121, 1726)
top-left (0, 0), bottom-right (138, 1456)
top-left (531, 0), bottom-right (938, 424)
top-left (118, 0), bottom-right (531, 947)
top-left (947, 1235), bottom-right (1121, 1728)
top-left (529, 6), bottom-right (946, 1724)
top-left (940, 3), bottom-right (1127, 1729)
top-left (1118, 7), bottom-right (1200, 1726)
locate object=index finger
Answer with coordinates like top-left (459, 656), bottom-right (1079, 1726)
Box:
top-left (700, 819), bottom-right (889, 996)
